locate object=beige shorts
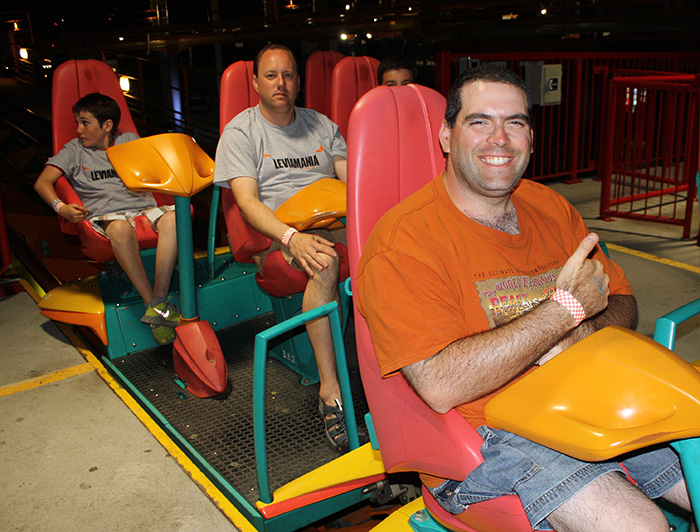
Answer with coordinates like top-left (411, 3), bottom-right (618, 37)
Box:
top-left (253, 227), bottom-right (347, 276)
top-left (90, 205), bottom-right (175, 237)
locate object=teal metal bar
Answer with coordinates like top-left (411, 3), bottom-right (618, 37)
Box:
top-left (253, 301), bottom-right (359, 503)
top-left (654, 298), bottom-right (700, 530)
top-left (174, 195), bottom-right (198, 320)
top-left (652, 297), bottom-right (700, 351)
top-left (671, 439), bottom-right (700, 531)
top-left (207, 186), bottom-right (221, 280)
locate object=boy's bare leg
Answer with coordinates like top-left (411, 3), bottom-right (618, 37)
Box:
top-left (103, 220), bottom-right (153, 305)
top-left (152, 211), bottom-right (177, 300)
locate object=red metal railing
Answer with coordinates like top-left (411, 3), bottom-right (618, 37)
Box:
top-left (435, 52), bottom-right (700, 184)
top-left (598, 72), bottom-right (699, 238)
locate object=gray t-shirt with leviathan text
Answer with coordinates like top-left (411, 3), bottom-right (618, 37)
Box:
top-left (46, 132), bottom-right (156, 218)
top-left (213, 105), bottom-right (347, 211)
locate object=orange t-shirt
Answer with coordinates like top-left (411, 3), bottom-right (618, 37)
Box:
top-left (357, 174), bottom-right (632, 429)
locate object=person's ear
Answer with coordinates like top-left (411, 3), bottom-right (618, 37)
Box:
top-left (252, 75), bottom-right (260, 95)
top-left (438, 119), bottom-right (452, 154)
top-left (102, 118), bottom-right (114, 134)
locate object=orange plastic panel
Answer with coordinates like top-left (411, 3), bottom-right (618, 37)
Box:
top-left (38, 275), bottom-right (107, 344)
top-left (107, 133), bottom-right (214, 197)
top-left (274, 178), bottom-right (346, 231)
top-left (38, 275), bottom-right (104, 313)
top-left (485, 326), bottom-right (700, 461)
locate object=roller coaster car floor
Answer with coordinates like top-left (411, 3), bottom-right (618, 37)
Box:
top-left (106, 313), bottom-right (370, 508)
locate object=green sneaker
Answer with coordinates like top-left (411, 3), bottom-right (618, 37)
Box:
top-left (150, 324), bottom-right (176, 346)
top-left (141, 300), bottom-right (181, 328)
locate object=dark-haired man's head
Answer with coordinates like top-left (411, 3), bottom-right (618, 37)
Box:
top-left (444, 64), bottom-right (532, 128)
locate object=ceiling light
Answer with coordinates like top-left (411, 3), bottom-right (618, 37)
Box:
top-left (119, 76), bottom-right (130, 92)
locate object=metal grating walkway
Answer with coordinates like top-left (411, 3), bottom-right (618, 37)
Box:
top-left (110, 313), bottom-right (369, 506)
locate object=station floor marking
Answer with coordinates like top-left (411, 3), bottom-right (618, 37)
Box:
top-left (0, 362), bottom-right (94, 397)
top-left (606, 243), bottom-right (700, 275)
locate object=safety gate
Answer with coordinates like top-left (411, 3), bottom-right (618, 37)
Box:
top-left (599, 71), bottom-right (699, 239)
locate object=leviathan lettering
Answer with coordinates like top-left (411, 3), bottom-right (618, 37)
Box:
top-left (89, 168), bottom-right (120, 181)
top-left (272, 154), bottom-right (320, 170)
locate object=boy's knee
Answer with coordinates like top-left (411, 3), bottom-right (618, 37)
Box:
top-left (155, 211), bottom-right (176, 234)
top-left (105, 220), bottom-right (136, 243)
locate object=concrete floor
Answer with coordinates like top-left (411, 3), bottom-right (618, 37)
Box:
top-left (1, 177), bottom-right (698, 531)
top-left (550, 177), bottom-right (700, 362)
top-left (0, 290), bottom-right (241, 532)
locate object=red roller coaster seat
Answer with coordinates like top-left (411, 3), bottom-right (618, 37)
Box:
top-left (304, 50), bottom-right (345, 116)
top-left (219, 60), bottom-right (349, 298)
top-left (51, 59), bottom-right (172, 263)
top-left (329, 56), bottom-right (380, 139)
top-left (346, 84), bottom-right (534, 532)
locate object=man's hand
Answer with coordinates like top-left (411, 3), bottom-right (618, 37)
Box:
top-left (555, 232), bottom-right (609, 321)
top-left (287, 232), bottom-right (337, 277)
top-left (59, 203), bottom-right (89, 223)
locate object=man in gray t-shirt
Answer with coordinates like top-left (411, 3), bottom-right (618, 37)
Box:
top-left (214, 44), bottom-right (354, 453)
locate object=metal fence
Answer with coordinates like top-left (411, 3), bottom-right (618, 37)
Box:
top-left (598, 72), bottom-right (699, 239)
top-left (435, 52), bottom-right (700, 185)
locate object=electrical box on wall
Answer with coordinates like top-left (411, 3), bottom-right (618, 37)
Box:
top-left (523, 62), bottom-right (563, 106)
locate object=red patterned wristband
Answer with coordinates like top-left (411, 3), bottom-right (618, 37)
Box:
top-left (552, 288), bottom-right (586, 326)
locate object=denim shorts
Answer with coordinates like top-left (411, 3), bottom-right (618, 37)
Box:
top-left (427, 426), bottom-right (683, 531)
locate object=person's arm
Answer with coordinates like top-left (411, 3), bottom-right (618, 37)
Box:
top-left (34, 165), bottom-right (89, 223)
top-left (333, 156), bottom-right (347, 183)
top-left (536, 294), bottom-right (637, 365)
top-left (230, 176), bottom-right (338, 277)
top-left (402, 233), bottom-right (610, 414)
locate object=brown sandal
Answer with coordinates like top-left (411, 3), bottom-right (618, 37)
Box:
top-left (319, 398), bottom-right (349, 453)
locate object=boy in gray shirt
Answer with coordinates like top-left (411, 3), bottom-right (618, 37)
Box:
top-left (34, 93), bottom-right (179, 345)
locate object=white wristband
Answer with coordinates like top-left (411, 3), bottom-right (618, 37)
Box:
top-left (281, 227), bottom-right (298, 247)
top-left (52, 199), bottom-right (66, 213)
top-left (552, 288), bottom-right (586, 326)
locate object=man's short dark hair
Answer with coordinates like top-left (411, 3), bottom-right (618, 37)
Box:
top-left (253, 44), bottom-right (298, 76)
top-left (444, 65), bottom-right (532, 128)
top-left (377, 56), bottom-right (417, 85)
top-left (72, 92), bottom-right (121, 129)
